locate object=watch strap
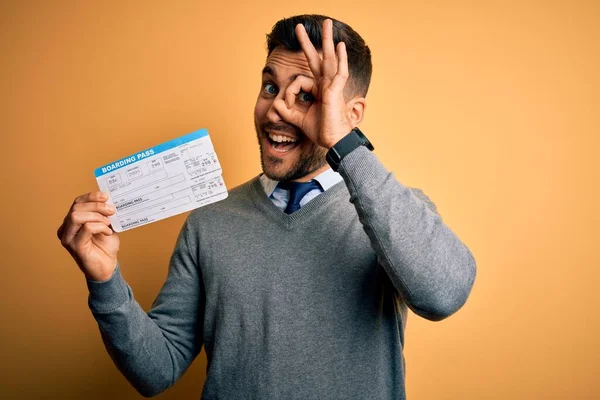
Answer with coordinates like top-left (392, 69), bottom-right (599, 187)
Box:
top-left (326, 128), bottom-right (373, 171)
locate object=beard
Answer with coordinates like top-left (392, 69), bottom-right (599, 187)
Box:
top-left (255, 118), bottom-right (327, 181)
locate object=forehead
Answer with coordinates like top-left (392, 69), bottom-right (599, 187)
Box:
top-left (263, 47), bottom-right (319, 80)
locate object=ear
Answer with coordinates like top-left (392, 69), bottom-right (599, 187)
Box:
top-left (346, 96), bottom-right (367, 127)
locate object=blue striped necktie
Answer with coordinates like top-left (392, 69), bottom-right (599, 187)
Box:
top-left (277, 180), bottom-right (322, 214)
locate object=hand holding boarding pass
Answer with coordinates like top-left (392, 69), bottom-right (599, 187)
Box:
top-left (57, 128), bottom-right (227, 281)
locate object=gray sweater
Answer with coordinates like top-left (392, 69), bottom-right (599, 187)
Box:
top-left (87, 146), bottom-right (477, 399)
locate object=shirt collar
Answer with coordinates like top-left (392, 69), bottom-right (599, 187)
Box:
top-left (259, 168), bottom-right (343, 197)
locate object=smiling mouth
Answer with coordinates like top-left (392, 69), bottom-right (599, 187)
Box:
top-left (267, 132), bottom-right (300, 153)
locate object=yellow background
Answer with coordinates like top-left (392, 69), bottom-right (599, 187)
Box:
top-left (1, 1), bottom-right (598, 399)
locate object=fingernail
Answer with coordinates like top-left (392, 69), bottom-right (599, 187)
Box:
top-left (107, 205), bottom-right (116, 213)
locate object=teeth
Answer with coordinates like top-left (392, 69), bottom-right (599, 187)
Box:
top-left (269, 133), bottom-right (297, 143)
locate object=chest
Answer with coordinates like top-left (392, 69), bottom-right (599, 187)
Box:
top-left (198, 211), bottom-right (379, 309)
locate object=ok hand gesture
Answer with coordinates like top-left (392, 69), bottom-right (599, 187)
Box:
top-left (273, 19), bottom-right (354, 149)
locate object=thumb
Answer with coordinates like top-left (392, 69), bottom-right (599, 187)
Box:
top-left (272, 99), bottom-right (305, 131)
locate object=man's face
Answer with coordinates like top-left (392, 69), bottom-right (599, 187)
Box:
top-left (254, 47), bottom-right (328, 182)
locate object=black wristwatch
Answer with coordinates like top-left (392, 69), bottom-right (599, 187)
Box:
top-left (326, 127), bottom-right (374, 171)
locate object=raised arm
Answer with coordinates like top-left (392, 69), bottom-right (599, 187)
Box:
top-left (339, 146), bottom-right (476, 320)
top-left (264, 18), bottom-right (476, 320)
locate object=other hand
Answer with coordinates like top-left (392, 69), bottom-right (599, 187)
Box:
top-left (57, 191), bottom-right (119, 281)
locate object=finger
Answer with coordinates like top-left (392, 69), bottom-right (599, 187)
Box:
top-left (72, 222), bottom-right (113, 250)
top-left (62, 211), bottom-right (112, 246)
top-left (284, 75), bottom-right (316, 108)
top-left (330, 41), bottom-right (350, 94)
top-left (57, 212), bottom-right (70, 239)
top-left (73, 191), bottom-right (109, 205)
top-left (321, 19), bottom-right (337, 79)
top-left (295, 23), bottom-right (322, 81)
top-left (72, 201), bottom-right (117, 216)
top-left (61, 192), bottom-right (108, 240)
top-left (57, 221), bottom-right (66, 240)
top-left (273, 98), bottom-right (306, 130)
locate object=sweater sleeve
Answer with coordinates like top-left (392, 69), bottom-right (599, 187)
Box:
top-left (86, 218), bottom-right (204, 397)
top-left (338, 146), bottom-right (476, 321)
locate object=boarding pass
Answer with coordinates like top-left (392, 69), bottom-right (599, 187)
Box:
top-left (94, 128), bottom-right (228, 232)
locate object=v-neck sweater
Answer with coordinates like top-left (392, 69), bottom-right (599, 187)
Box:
top-left (86, 146), bottom-right (477, 399)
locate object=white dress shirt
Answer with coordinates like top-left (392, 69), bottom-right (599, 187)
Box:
top-left (259, 168), bottom-right (344, 212)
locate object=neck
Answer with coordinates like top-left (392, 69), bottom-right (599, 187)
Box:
top-left (291, 164), bottom-right (330, 182)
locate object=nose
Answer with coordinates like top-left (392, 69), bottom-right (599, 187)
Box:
top-left (265, 93), bottom-right (284, 123)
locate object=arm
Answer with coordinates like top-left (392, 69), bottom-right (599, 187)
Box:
top-left (338, 146), bottom-right (476, 321)
top-left (87, 218), bottom-right (204, 397)
top-left (269, 20), bottom-right (475, 320)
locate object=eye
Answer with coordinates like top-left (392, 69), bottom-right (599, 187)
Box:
top-left (262, 82), bottom-right (278, 95)
top-left (297, 92), bottom-right (315, 103)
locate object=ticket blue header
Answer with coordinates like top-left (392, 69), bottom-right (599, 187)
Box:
top-left (94, 128), bottom-right (209, 177)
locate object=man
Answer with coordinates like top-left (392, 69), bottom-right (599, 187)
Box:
top-left (57, 14), bottom-right (476, 399)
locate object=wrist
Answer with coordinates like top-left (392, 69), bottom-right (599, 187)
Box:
top-left (326, 127), bottom-right (374, 171)
top-left (86, 262), bottom-right (129, 314)
top-left (324, 125), bottom-right (355, 149)
top-left (84, 259), bottom-right (118, 283)
top-left (324, 135), bottom-right (346, 150)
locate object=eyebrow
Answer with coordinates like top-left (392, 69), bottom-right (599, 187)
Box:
top-left (262, 65), bottom-right (314, 83)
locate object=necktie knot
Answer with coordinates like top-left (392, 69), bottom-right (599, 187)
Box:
top-left (278, 180), bottom-right (322, 214)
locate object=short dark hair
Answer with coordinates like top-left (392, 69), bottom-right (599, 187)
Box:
top-left (266, 14), bottom-right (372, 97)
